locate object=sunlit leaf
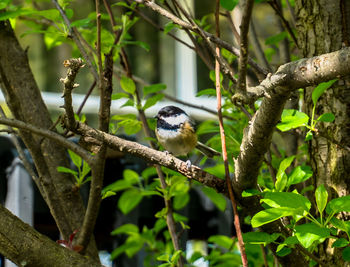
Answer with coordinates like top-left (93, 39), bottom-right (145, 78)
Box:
top-left (277, 109), bottom-right (309, 132)
top-left (312, 80), bottom-right (337, 105)
top-left (315, 185), bottom-right (328, 215)
top-left (118, 189), bottom-right (143, 214)
top-left (120, 76), bottom-right (136, 94)
top-left (143, 83), bottom-right (166, 96)
top-left (294, 223), bottom-right (330, 248)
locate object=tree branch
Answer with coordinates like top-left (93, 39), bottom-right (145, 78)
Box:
top-left (0, 204), bottom-right (102, 267)
top-left (237, 0), bottom-right (254, 94)
top-left (234, 47), bottom-right (350, 193)
top-left (76, 122), bottom-right (227, 194)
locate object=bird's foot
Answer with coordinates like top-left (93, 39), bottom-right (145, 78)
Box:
top-left (185, 159), bottom-right (192, 169)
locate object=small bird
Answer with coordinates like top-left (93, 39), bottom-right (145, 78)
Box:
top-left (155, 105), bottom-right (221, 159)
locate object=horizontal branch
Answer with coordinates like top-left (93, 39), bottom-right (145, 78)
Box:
top-left (250, 47), bottom-right (350, 96)
top-left (0, 117), bottom-right (94, 166)
top-left (77, 123), bottom-right (227, 195)
top-left (0, 117), bottom-right (226, 194)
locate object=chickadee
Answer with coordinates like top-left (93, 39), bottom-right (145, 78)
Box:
top-left (155, 105), bottom-right (221, 158)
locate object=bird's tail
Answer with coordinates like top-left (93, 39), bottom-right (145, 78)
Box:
top-left (196, 141), bottom-right (221, 158)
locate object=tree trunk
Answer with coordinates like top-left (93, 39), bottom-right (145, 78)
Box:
top-left (0, 20), bottom-right (98, 260)
top-left (295, 0), bottom-right (350, 264)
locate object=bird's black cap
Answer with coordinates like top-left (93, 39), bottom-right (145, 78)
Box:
top-left (156, 105), bottom-right (187, 118)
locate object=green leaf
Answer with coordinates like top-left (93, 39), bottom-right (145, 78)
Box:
top-left (118, 189), bottom-right (143, 214)
top-left (120, 76), bottom-right (136, 94)
top-left (0, 9), bottom-right (32, 21)
top-left (277, 109), bottom-right (309, 132)
top-left (243, 232), bottom-right (280, 245)
top-left (242, 188), bottom-right (262, 197)
top-left (332, 238), bottom-right (349, 248)
top-left (196, 88), bottom-right (217, 97)
top-left (123, 169), bottom-right (140, 184)
top-left (276, 246), bottom-right (291, 257)
top-left (121, 98), bottom-right (135, 108)
top-left (294, 223), bottom-right (330, 248)
top-left (326, 195), bottom-right (350, 214)
top-left (0, 0), bottom-right (11, 10)
top-left (283, 236), bottom-right (299, 245)
top-left (118, 119), bottom-right (142, 135)
top-left (315, 185), bottom-right (328, 215)
top-left (173, 193), bottom-right (189, 210)
top-left (209, 70), bottom-right (223, 83)
top-left (251, 207), bottom-right (300, 228)
top-left (265, 31), bottom-right (288, 45)
top-left (102, 191), bottom-right (116, 199)
top-left (201, 186), bottom-right (226, 212)
top-left (103, 180), bottom-right (132, 193)
top-left (261, 192), bottom-right (311, 212)
top-left (275, 156), bottom-right (295, 191)
top-left (305, 130), bottom-right (313, 141)
top-left (143, 83), bottom-right (166, 96)
top-left (164, 21), bottom-right (181, 34)
top-left (312, 80), bottom-right (337, 106)
top-left (157, 254), bottom-right (170, 262)
top-left (171, 250), bottom-right (183, 263)
top-left (287, 165), bottom-right (313, 186)
top-left (121, 40), bottom-right (150, 51)
top-left (70, 17), bottom-right (93, 28)
top-left (329, 217), bottom-right (350, 235)
top-left (35, 9), bottom-right (61, 21)
top-left (143, 94), bottom-right (164, 110)
top-left (68, 150), bottom-right (82, 168)
top-left (208, 235), bottom-right (234, 250)
top-left (317, 113), bottom-right (335, 123)
top-left (342, 246), bottom-right (350, 262)
top-left (220, 0), bottom-right (238, 11)
top-left (57, 166), bottom-right (78, 176)
top-left (111, 223), bottom-right (139, 235)
top-left (112, 92), bottom-right (129, 100)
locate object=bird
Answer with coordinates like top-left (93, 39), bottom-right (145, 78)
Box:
top-left (154, 105), bottom-right (221, 161)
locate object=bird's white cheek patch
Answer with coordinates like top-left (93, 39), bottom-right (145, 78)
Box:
top-left (156, 128), bottom-right (181, 139)
top-left (162, 113), bottom-right (188, 125)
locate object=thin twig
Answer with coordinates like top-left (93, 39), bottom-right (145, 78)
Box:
top-left (76, 1), bottom-right (115, 252)
top-left (237, 0), bottom-right (254, 94)
top-left (125, 0), bottom-right (195, 50)
top-left (60, 58), bottom-right (85, 129)
top-left (214, 1), bottom-right (248, 266)
top-left (52, 0), bottom-right (99, 81)
top-left (267, 0), bottom-right (299, 49)
top-left (260, 244), bottom-right (269, 267)
top-left (134, 0), bottom-right (268, 77)
top-left (76, 80), bottom-right (97, 115)
top-left (0, 106), bottom-right (38, 181)
top-left (172, 0), bottom-right (237, 84)
top-left (249, 19), bottom-right (273, 73)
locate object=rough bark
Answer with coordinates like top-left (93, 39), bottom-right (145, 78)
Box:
top-left (0, 20), bottom-right (98, 258)
top-left (0, 205), bottom-right (102, 267)
top-left (295, 0), bottom-right (349, 265)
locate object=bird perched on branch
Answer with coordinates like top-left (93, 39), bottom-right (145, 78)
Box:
top-left (155, 106), bottom-right (221, 162)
